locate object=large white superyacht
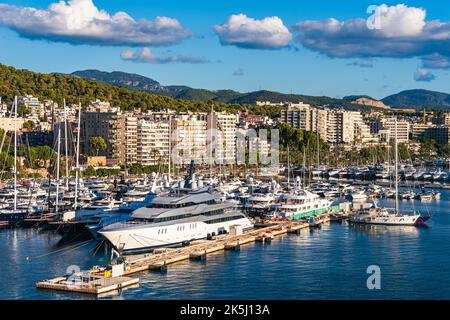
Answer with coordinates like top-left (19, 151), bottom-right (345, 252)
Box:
top-left (99, 163), bottom-right (253, 254)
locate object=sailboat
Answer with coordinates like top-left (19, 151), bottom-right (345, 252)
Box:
top-left (0, 97), bottom-right (28, 227)
top-left (348, 118), bottom-right (431, 227)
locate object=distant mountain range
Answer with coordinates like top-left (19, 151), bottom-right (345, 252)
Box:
top-left (71, 70), bottom-right (367, 110)
top-left (72, 70), bottom-right (450, 111)
top-left (381, 89), bottom-right (450, 110)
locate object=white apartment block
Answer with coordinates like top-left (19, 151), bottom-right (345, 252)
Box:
top-left (137, 119), bottom-right (170, 166)
top-left (281, 103), bottom-right (378, 147)
top-left (207, 111), bottom-right (239, 164)
top-left (381, 118), bottom-right (410, 143)
top-left (125, 115), bottom-right (138, 166)
top-left (171, 113), bottom-right (208, 165)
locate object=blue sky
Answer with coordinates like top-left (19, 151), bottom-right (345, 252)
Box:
top-left (0, 0), bottom-right (450, 100)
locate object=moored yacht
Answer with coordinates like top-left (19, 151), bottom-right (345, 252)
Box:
top-left (99, 190), bottom-right (253, 254)
top-left (348, 118), bottom-right (431, 227)
top-left (99, 162), bottom-right (253, 254)
top-left (348, 207), bottom-right (429, 226)
top-left (273, 189), bottom-right (334, 220)
top-left (243, 193), bottom-right (277, 218)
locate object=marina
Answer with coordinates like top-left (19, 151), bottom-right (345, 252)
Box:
top-left (1, 191), bottom-right (449, 300)
top-left (1, 152), bottom-right (447, 298)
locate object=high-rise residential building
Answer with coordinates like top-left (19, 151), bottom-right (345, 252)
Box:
top-left (280, 102), bottom-right (315, 131)
top-left (81, 103), bottom-right (126, 163)
top-left (207, 111), bottom-right (239, 164)
top-left (424, 126), bottom-right (450, 145)
top-left (318, 109), bottom-right (362, 145)
top-left (381, 118), bottom-right (410, 143)
top-left (125, 115), bottom-right (138, 166)
top-left (137, 119), bottom-right (170, 166)
top-left (171, 113), bottom-right (208, 165)
top-left (411, 122), bottom-right (434, 139)
top-left (280, 103), bottom-right (377, 147)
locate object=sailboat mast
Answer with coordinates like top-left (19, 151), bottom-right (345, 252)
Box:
top-left (74, 101), bottom-right (81, 210)
top-left (394, 118), bottom-right (399, 215)
top-left (287, 145), bottom-right (290, 191)
top-left (316, 116), bottom-right (320, 171)
top-left (64, 99), bottom-right (69, 190)
top-left (55, 119), bottom-right (61, 213)
top-left (13, 96), bottom-right (17, 211)
top-left (168, 114), bottom-right (172, 183)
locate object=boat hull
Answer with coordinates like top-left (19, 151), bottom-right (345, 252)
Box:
top-left (99, 218), bottom-right (253, 254)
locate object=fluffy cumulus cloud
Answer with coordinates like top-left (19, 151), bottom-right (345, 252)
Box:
top-left (291, 4), bottom-right (450, 61)
top-left (0, 0), bottom-right (192, 46)
top-left (213, 14), bottom-right (292, 49)
top-left (120, 48), bottom-right (209, 64)
top-left (414, 68), bottom-right (436, 82)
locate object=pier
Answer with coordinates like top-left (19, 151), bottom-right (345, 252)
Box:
top-left (121, 221), bottom-right (310, 275)
top-left (35, 220), bottom-right (314, 295)
top-left (36, 274), bottom-right (139, 296)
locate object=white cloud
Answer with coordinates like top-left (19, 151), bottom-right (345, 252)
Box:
top-left (213, 14), bottom-right (292, 49)
top-left (120, 48), bottom-right (209, 64)
top-left (292, 4), bottom-right (450, 60)
top-left (371, 4), bottom-right (426, 37)
top-left (0, 0), bottom-right (192, 46)
top-left (414, 68), bottom-right (436, 82)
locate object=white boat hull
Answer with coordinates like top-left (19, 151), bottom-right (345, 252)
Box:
top-left (99, 218), bottom-right (253, 253)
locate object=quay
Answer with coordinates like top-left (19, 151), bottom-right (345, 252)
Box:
top-left (36, 271), bottom-right (139, 296)
top-left (121, 220), bottom-right (310, 275)
top-left (35, 220), bottom-right (314, 295)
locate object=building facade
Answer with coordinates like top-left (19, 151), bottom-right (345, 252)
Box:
top-left (81, 103), bottom-right (126, 164)
top-left (137, 119), bottom-right (170, 166)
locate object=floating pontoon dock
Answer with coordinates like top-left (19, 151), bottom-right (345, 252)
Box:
top-left (36, 219), bottom-right (325, 295)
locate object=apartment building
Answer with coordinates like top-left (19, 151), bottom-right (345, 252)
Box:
top-left (137, 119), bottom-right (170, 166)
top-left (207, 111), bottom-right (239, 164)
top-left (81, 103), bottom-right (126, 164)
top-left (171, 113), bottom-right (208, 165)
top-left (280, 103), bottom-right (377, 147)
top-left (381, 118), bottom-right (410, 143)
top-left (411, 122), bottom-right (434, 139)
top-left (125, 115), bottom-right (138, 166)
top-left (280, 102), bottom-right (315, 131)
top-left (424, 126), bottom-right (450, 145)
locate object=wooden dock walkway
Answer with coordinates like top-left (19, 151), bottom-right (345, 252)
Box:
top-left (122, 221), bottom-right (311, 275)
top-left (36, 275), bottom-right (139, 296)
top-left (35, 219), bottom-right (327, 295)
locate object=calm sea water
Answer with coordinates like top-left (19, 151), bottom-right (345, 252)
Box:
top-left (1, 190), bottom-right (450, 300)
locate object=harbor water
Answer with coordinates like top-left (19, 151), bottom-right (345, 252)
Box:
top-left (1, 191), bottom-right (450, 300)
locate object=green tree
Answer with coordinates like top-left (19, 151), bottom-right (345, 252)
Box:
top-left (83, 166), bottom-right (96, 177)
top-left (89, 136), bottom-right (107, 156)
top-left (18, 104), bottom-right (30, 117)
top-left (22, 120), bottom-right (36, 130)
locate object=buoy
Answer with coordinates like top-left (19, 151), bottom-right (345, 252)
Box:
top-left (25, 256), bottom-right (30, 261)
